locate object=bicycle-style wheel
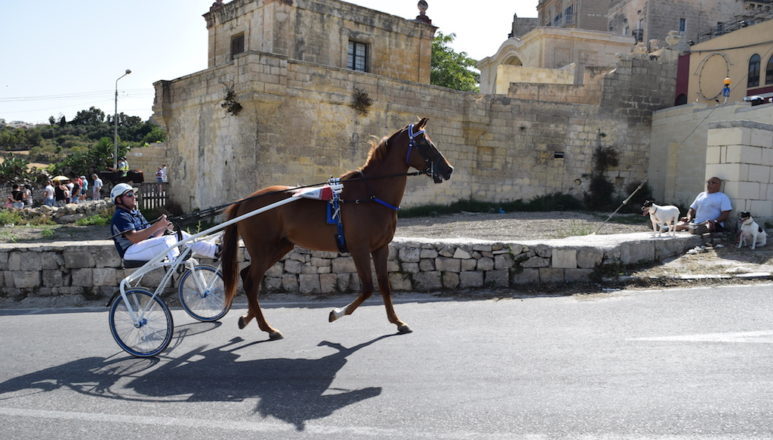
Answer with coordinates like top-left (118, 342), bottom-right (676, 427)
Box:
top-left (109, 288), bottom-right (174, 357)
top-left (178, 265), bottom-right (228, 322)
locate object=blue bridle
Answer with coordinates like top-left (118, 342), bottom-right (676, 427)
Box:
top-left (405, 124), bottom-right (425, 165)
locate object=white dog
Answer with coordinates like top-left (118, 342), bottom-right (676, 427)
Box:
top-left (642, 200), bottom-right (679, 237)
top-left (737, 212), bottom-right (767, 249)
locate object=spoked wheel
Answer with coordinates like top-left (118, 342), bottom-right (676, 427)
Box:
top-left (178, 265), bottom-right (228, 322)
top-left (109, 288), bottom-right (173, 357)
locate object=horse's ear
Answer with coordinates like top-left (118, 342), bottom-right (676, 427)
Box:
top-left (416, 117), bottom-right (429, 130)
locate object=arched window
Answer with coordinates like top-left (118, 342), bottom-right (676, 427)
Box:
top-left (748, 54), bottom-right (761, 88)
top-left (767, 55), bottom-right (773, 85)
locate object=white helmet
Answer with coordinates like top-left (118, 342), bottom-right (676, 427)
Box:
top-left (110, 183), bottom-right (136, 203)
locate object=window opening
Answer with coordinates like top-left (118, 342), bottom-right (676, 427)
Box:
top-left (347, 41), bottom-right (368, 72)
top-left (766, 56), bottom-right (773, 85)
top-left (230, 34), bottom-right (245, 60)
top-left (748, 54), bottom-right (761, 88)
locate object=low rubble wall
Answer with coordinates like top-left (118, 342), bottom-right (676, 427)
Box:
top-left (7, 200), bottom-right (112, 225)
top-left (0, 233), bottom-right (702, 300)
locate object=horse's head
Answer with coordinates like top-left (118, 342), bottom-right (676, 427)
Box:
top-left (404, 118), bottom-right (454, 184)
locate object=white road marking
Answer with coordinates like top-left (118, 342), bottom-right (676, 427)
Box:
top-left (0, 406), bottom-right (515, 439)
top-left (630, 330), bottom-right (773, 344)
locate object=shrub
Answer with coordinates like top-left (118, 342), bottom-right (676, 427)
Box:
top-left (584, 175), bottom-right (616, 210)
top-left (75, 214), bottom-right (110, 226)
top-left (0, 210), bottom-right (24, 226)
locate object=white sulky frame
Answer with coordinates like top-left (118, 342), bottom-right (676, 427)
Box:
top-left (117, 194), bottom-right (306, 326)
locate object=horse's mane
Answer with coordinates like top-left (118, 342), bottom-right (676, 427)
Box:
top-left (341, 131), bottom-right (399, 180)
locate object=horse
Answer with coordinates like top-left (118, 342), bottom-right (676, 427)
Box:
top-left (221, 118), bottom-right (453, 339)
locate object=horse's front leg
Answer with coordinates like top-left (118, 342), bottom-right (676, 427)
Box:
top-left (372, 245), bottom-right (411, 334)
top-left (329, 248), bottom-right (373, 323)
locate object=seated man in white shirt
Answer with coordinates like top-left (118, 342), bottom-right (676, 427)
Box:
top-left (675, 176), bottom-right (733, 233)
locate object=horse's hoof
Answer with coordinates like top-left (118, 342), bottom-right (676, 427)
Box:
top-left (397, 324), bottom-right (413, 334)
top-left (237, 317), bottom-right (246, 330)
top-left (328, 309), bottom-right (337, 323)
top-left (268, 331), bottom-right (284, 341)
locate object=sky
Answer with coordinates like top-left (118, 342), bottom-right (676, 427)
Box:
top-left (0, 0), bottom-right (536, 125)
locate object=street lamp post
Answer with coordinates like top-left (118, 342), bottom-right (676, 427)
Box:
top-left (114, 69), bottom-right (132, 170)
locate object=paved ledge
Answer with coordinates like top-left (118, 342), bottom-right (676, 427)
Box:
top-left (0, 232), bottom-right (706, 302)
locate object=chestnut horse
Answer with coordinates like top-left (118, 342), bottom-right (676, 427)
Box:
top-left (221, 118), bottom-right (453, 339)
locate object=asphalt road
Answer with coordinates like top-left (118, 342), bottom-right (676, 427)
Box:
top-left (0, 285), bottom-right (771, 439)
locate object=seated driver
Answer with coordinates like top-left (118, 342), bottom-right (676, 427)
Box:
top-left (110, 183), bottom-right (219, 262)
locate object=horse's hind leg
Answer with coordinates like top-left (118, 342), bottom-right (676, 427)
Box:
top-left (372, 245), bottom-right (411, 334)
top-left (329, 248), bottom-right (373, 323)
top-left (239, 240), bottom-right (293, 340)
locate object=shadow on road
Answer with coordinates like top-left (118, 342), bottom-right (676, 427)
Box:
top-left (0, 332), bottom-right (394, 431)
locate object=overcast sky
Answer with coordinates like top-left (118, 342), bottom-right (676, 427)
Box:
top-left (0, 0), bottom-right (536, 124)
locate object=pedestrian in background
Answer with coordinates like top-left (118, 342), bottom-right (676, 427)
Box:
top-left (71, 177), bottom-right (81, 204)
top-left (11, 184), bottom-right (25, 209)
top-left (92, 174), bottom-right (103, 200)
top-left (43, 180), bottom-right (55, 206)
top-left (80, 176), bottom-right (88, 201)
top-left (23, 184), bottom-right (33, 207)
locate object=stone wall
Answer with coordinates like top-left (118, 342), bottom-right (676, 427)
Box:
top-left (153, 48), bottom-right (676, 214)
top-left (649, 102), bottom-right (773, 205)
top-left (7, 200), bottom-right (111, 225)
top-left (705, 120), bottom-right (773, 224)
top-left (126, 142), bottom-right (167, 179)
top-left (0, 234), bottom-right (701, 299)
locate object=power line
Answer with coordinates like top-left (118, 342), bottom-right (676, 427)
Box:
top-left (0, 89), bottom-right (154, 103)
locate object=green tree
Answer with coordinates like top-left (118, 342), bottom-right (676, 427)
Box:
top-left (71, 106), bottom-right (106, 126)
top-left (0, 155), bottom-right (47, 186)
top-left (431, 32), bottom-right (480, 92)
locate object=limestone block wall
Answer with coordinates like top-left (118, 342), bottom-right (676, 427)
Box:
top-left (126, 142), bottom-right (167, 177)
top-left (204, 0), bottom-right (435, 84)
top-left (705, 120), bottom-right (773, 224)
top-left (154, 49), bottom-right (675, 214)
top-left (496, 64), bottom-right (576, 94)
top-left (649, 103), bottom-right (773, 205)
top-left (0, 234), bottom-right (701, 299)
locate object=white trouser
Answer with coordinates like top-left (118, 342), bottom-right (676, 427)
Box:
top-left (123, 231), bottom-right (217, 262)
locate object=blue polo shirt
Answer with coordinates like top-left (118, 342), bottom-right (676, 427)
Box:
top-left (111, 207), bottom-right (151, 258)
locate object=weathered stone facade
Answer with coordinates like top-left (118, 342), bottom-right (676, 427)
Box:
top-left (705, 121), bottom-right (773, 223)
top-left (649, 102), bottom-right (773, 206)
top-left (608, 0), bottom-right (749, 45)
top-left (204, 0), bottom-right (435, 84)
top-left (153, 0), bottom-right (678, 214)
top-left (478, 27), bottom-right (634, 94)
top-left (537, 0), bottom-right (611, 31)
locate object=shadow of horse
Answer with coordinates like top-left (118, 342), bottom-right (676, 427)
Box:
top-left (0, 333), bottom-right (392, 431)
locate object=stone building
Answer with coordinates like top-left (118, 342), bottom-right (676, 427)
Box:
top-left (153, 0), bottom-right (677, 214)
top-left (203, 0), bottom-right (436, 83)
top-left (680, 18), bottom-right (773, 106)
top-left (537, 0), bottom-right (611, 31)
top-left (607, 0), bottom-right (760, 45)
top-left (478, 27), bottom-right (633, 95)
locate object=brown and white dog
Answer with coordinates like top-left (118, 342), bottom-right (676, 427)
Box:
top-left (737, 211), bottom-right (766, 249)
top-left (642, 200), bottom-right (679, 237)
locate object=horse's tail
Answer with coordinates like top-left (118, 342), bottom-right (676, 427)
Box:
top-left (221, 203), bottom-right (241, 309)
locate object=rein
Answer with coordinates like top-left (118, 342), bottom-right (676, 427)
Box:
top-left (169, 169), bottom-right (425, 225)
top-left (169, 124), bottom-right (429, 225)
